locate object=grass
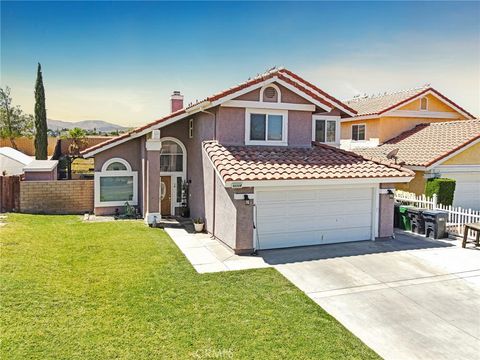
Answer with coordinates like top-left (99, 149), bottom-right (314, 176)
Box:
top-left (0, 214), bottom-right (379, 359)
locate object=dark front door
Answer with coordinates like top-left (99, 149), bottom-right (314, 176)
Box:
top-left (160, 176), bottom-right (171, 216)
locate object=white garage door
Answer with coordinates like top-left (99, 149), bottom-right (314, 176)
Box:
top-left (443, 172), bottom-right (480, 210)
top-left (255, 186), bottom-right (375, 250)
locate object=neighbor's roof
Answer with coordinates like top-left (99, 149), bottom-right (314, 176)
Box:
top-left (23, 159), bottom-right (58, 172)
top-left (354, 119), bottom-right (480, 168)
top-left (0, 147), bottom-right (33, 165)
top-left (344, 86), bottom-right (475, 119)
top-left (82, 67), bottom-right (357, 157)
top-left (203, 141), bottom-right (413, 183)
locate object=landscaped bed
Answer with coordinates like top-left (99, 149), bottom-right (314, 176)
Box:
top-left (0, 214), bottom-right (379, 359)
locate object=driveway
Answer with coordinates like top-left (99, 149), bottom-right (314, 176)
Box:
top-left (260, 232), bottom-right (480, 360)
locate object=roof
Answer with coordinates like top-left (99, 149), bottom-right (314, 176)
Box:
top-left (203, 141), bottom-right (413, 184)
top-left (344, 86), bottom-right (476, 119)
top-left (23, 160), bottom-right (58, 172)
top-left (82, 67), bottom-right (356, 157)
top-left (0, 147), bottom-right (33, 165)
top-left (353, 119), bottom-right (480, 168)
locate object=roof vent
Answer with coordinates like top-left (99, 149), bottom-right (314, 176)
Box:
top-left (264, 86), bottom-right (277, 99)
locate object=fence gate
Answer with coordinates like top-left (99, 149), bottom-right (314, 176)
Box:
top-left (0, 176), bottom-right (21, 212)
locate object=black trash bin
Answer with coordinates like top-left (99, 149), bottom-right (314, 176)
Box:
top-left (407, 207), bottom-right (427, 235)
top-left (423, 210), bottom-right (448, 239)
top-left (394, 203), bottom-right (401, 228)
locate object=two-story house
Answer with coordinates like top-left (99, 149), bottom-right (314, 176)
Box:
top-left (340, 86), bottom-right (476, 150)
top-left (82, 68), bottom-right (413, 253)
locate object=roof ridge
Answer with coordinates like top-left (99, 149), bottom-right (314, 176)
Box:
top-left (345, 84), bottom-right (430, 103)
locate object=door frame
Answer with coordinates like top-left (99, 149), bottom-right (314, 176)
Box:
top-left (159, 137), bottom-right (187, 216)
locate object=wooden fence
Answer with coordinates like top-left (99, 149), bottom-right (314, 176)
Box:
top-left (394, 190), bottom-right (480, 239)
top-left (0, 176), bottom-right (21, 212)
top-left (0, 137), bottom-right (58, 156)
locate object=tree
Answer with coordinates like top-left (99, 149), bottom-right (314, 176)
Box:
top-left (62, 127), bottom-right (87, 179)
top-left (34, 63), bottom-right (48, 159)
top-left (0, 87), bottom-right (34, 149)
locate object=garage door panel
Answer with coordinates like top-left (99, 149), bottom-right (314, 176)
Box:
top-left (255, 186), bottom-right (374, 249)
top-left (439, 172), bottom-right (480, 210)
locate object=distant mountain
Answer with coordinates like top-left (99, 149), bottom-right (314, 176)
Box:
top-left (47, 119), bottom-right (129, 132)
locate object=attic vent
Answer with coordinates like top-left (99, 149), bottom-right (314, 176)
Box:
top-left (264, 86), bottom-right (277, 99)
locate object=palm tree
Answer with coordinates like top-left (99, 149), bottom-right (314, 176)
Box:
top-left (63, 127), bottom-right (87, 179)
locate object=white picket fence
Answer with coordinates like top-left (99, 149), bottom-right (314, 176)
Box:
top-left (394, 190), bottom-right (480, 239)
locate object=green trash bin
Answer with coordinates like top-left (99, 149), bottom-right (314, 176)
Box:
top-left (398, 205), bottom-right (413, 231)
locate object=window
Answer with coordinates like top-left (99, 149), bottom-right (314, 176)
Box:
top-left (420, 97), bottom-right (428, 111)
top-left (95, 158), bottom-right (138, 207)
top-left (160, 140), bottom-right (184, 172)
top-left (312, 116), bottom-right (339, 143)
top-left (188, 119), bottom-right (193, 138)
top-left (352, 124), bottom-right (366, 141)
top-left (245, 109), bottom-right (287, 145)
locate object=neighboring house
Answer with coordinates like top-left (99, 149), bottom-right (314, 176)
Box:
top-left (340, 86), bottom-right (476, 150)
top-left (0, 147), bottom-right (33, 175)
top-left (82, 68), bottom-right (413, 253)
top-left (355, 120), bottom-right (480, 210)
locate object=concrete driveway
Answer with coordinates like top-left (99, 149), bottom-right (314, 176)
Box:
top-left (260, 232), bottom-right (480, 360)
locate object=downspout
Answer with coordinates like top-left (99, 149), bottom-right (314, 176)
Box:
top-left (200, 109), bottom-right (217, 238)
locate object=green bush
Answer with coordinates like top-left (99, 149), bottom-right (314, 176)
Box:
top-left (425, 178), bottom-right (456, 206)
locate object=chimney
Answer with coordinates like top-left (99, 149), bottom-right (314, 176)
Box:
top-left (170, 91), bottom-right (184, 113)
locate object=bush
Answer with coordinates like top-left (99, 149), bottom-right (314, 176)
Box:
top-left (425, 178), bottom-right (456, 206)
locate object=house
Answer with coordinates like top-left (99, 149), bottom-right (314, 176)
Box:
top-left (340, 86), bottom-right (476, 150)
top-left (82, 68), bottom-right (414, 253)
top-left (0, 147), bottom-right (33, 175)
top-left (354, 120), bottom-right (480, 210)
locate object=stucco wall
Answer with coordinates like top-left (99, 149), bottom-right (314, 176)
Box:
top-left (24, 168), bottom-right (57, 181)
top-left (395, 171), bottom-right (425, 195)
top-left (288, 110), bottom-right (313, 147)
top-left (398, 94), bottom-right (463, 113)
top-left (341, 118), bottom-right (380, 141)
top-left (216, 107), bottom-right (245, 145)
top-left (442, 142), bottom-right (480, 165)
top-left (378, 184), bottom-right (395, 238)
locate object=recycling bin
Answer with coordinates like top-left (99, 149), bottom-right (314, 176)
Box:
top-left (398, 205), bottom-right (413, 231)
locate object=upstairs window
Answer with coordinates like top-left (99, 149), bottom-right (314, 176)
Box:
top-left (352, 124), bottom-right (366, 141)
top-left (313, 118), bottom-right (337, 143)
top-left (420, 97), bottom-right (428, 111)
top-left (245, 109), bottom-right (287, 145)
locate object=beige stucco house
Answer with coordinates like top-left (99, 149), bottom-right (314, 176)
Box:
top-left (82, 68), bottom-right (414, 253)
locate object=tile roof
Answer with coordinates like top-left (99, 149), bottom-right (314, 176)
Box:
top-left (353, 119), bottom-right (480, 167)
top-left (344, 86), bottom-right (475, 118)
top-left (203, 141), bottom-right (413, 183)
top-left (82, 67), bottom-right (355, 156)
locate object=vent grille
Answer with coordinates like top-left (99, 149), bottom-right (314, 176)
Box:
top-left (264, 87), bottom-right (277, 99)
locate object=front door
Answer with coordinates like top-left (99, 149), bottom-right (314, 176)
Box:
top-left (160, 176), bottom-right (172, 216)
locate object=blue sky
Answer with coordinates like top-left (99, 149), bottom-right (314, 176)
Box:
top-left (1, 1), bottom-right (479, 126)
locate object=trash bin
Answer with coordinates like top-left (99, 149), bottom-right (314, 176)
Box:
top-left (407, 207), bottom-right (427, 235)
top-left (394, 203), bottom-right (401, 228)
top-left (398, 205), bottom-right (413, 231)
top-left (422, 210), bottom-right (448, 239)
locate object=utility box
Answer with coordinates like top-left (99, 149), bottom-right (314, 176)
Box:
top-left (423, 210), bottom-right (448, 239)
top-left (407, 207), bottom-right (427, 235)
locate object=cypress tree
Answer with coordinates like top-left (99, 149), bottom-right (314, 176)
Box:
top-left (34, 63), bottom-right (48, 159)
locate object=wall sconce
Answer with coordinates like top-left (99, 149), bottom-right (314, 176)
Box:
top-left (244, 194), bottom-right (251, 205)
top-left (387, 189), bottom-right (394, 200)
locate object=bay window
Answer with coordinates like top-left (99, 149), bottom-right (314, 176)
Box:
top-left (245, 109), bottom-right (288, 145)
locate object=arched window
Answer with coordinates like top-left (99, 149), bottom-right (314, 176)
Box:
top-left (95, 158), bottom-right (137, 207)
top-left (160, 139), bottom-right (184, 172)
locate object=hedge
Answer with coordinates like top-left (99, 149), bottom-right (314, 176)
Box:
top-left (425, 178), bottom-right (456, 206)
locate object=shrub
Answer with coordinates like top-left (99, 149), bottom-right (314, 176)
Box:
top-left (425, 178), bottom-right (456, 206)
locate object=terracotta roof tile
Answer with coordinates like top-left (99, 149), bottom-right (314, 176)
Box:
top-left (353, 119), bottom-right (480, 167)
top-left (203, 141), bottom-right (413, 183)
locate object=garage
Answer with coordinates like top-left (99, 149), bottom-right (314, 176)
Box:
top-left (254, 186), bottom-right (377, 250)
top-left (440, 171), bottom-right (480, 210)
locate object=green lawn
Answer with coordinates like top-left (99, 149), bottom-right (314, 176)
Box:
top-left (0, 214), bottom-right (379, 359)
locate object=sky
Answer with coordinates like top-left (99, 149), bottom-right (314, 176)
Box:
top-left (1, 1), bottom-right (479, 127)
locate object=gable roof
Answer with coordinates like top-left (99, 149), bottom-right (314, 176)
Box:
top-left (344, 86), bottom-right (476, 119)
top-left (203, 141), bottom-right (413, 185)
top-left (353, 119), bottom-right (480, 168)
top-left (82, 68), bottom-right (356, 157)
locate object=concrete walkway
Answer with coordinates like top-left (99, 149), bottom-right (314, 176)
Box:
top-left (167, 227), bottom-right (480, 360)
